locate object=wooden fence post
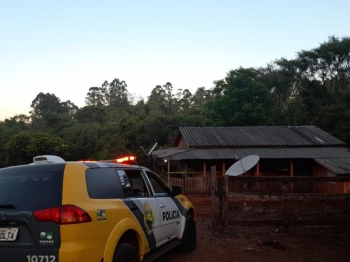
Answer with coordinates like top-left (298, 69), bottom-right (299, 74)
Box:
top-left (223, 174), bottom-right (228, 230)
top-left (211, 166), bottom-right (218, 233)
top-left (211, 166), bottom-right (228, 232)
top-left (218, 177), bottom-right (224, 228)
top-left (282, 181), bottom-right (289, 233)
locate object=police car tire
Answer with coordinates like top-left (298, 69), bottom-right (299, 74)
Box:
top-left (178, 214), bottom-right (196, 253)
top-left (112, 243), bottom-right (139, 262)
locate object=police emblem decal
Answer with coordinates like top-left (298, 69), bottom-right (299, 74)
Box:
top-left (143, 202), bottom-right (154, 235)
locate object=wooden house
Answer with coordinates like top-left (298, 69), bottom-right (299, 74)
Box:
top-left (152, 126), bottom-right (350, 194)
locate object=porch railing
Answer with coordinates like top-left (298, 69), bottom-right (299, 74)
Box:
top-left (166, 175), bottom-right (350, 195)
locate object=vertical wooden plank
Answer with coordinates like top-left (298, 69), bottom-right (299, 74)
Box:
top-left (190, 177), bottom-right (193, 193)
top-left (218, 178), bottom-right (223, 228)
top-left (223, 175), bottom-right (228, 229)
top-left (203, 162), bottom-right (207, 178)
top-left (211, 166), bottom-right (218, 233)
top-left (186, 177), bottom-right (188, 194)
top-left (222, 161), bottom-right (226, 177)
top-left (282, 182), bottom-right (289, 232)
top-left (183, 177), bottom-right (185, 194)
top-left (256, 162), bottom-right (260, 191)
top-left (290, 161), bottom-right (294, 193)
top-left (167, 160), bottom-right (170, 186)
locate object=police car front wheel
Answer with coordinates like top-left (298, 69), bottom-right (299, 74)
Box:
top-left (113, 243), bottom-right (139, 262)
top-left (178, 214), bottom-right (196, 253)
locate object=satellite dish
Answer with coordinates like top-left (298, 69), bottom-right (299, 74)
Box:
top-left (148, 142), bottom-right (158, 156)
top-left (226, 155), bottom-right (259, 176)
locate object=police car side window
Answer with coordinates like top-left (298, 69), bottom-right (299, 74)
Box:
top-left (117, 169), bottom-right (150, 198)
top-left (145, 171), bottom-right (169, 197)
top-left (86, 168), bottom-right (124, 199)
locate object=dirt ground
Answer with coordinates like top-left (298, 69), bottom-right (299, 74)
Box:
top-left (157, 195), bottom-right (350, 262)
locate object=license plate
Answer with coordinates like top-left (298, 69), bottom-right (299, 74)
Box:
top-left (0, 228), bottom-right (18, 241)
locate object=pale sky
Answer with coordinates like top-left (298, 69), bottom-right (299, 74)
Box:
top-left (0, 0), bottom-right (349, 121)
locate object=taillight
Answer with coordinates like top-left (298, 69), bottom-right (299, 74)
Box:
top-left (33, 206), bottom-right (60, 223)
top-left (33, 205), bottom-right (92, 224)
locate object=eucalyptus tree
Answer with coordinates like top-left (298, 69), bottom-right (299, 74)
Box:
top-left (191, 87), bottom-right (213, 112)
top-left (175, 88), bottom-right (192, 115)
top-left (163, 82), bottom-right (176, 116)
top-left (85, 86), bottom-right (106, 107)
top-left (106, 78), bottom-right (130, 123)
top-left (147, 85), bottom-right (167, 116)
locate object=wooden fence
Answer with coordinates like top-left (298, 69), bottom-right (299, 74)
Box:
top-left (168, 176), bottom-right (211, 194)
top-left (211, 173), bottom-right (350, 233)
top-left (167, 175), bottom-right (350, 195)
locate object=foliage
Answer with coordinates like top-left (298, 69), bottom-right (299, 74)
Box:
top-left (1, 35), bottom-right (350, 167)
top-left (204, 68), bottom-right (282, 126)
top-left (27, 133), bottom-right (68, 157)
top-left (295, 36), bottom-right (350, 141)
top-left (4, 132), bottom-right (68, 166)
top-left (5, 132), bottom-right (32, 166)
top-left (30, 92), bottom-right (78, 132)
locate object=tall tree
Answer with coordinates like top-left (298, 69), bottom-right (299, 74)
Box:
top-left (205, 68), bottom-right (282, 126)
top-left (163, 82), bottom-right (175, 116)
top-left (30, 92), bottom-right (77, 131)
top-left (191, 87), bottom-right (213, 112)
top-left (260, 60), bottom-right (303, 125)
top-left (85, 86), bottom-right (106, 106)
top-left (106, 78), bottom-right (130, 123)
top-left (147, 85), bottom-right (166, 116)
top-left (175, 89), bottom-right (192, 115)
top-left (106, 78), bottom-right (129, 107)
top-left (295, 36), bottom-right (350, 142)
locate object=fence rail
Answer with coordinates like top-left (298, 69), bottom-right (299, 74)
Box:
top-left (168, 176), bottom-right (211, 194)
top-left (211, 174), bottom-right (350, 231)
top-left (167, 175), bottom-right (350, 195)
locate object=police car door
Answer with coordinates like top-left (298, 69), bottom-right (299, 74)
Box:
top-left (144, 171), bottom-right (181, 245)
top-left (116, 169), bottom-right (161, 250)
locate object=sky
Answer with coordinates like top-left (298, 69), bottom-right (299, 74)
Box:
top-left (0, 0), bottom-right (349, 121)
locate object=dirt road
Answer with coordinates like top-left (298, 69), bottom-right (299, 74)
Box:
top-left (156, 195), bottom-right (350, 262)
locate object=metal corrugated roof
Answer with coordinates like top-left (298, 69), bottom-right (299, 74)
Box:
top-left (173, 126), bottom-right (345, 147)
top-left (153, 147), bottom-right (350, 161)
top-left (314, 158), bottom-right (350, 175)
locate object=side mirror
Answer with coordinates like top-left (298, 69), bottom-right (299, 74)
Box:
top-left (172, 185), bottom-right (182, 196)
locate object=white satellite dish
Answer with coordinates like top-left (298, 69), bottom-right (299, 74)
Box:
top-left (140, 142), bottom-right (158, 156)
top-left (225, 155), bottom-right (260, 176)
top-left (147, 142), bottom-right (158, 156)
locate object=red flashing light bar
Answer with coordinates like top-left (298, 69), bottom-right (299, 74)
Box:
top-left (115, 156), bottom-right (136, 163)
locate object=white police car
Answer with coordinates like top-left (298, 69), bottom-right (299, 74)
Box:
top-left (0, 155), bottom-right (196, 262)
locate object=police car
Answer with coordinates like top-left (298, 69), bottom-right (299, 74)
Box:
top-left (0, 155), bottom-right (196, 262)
